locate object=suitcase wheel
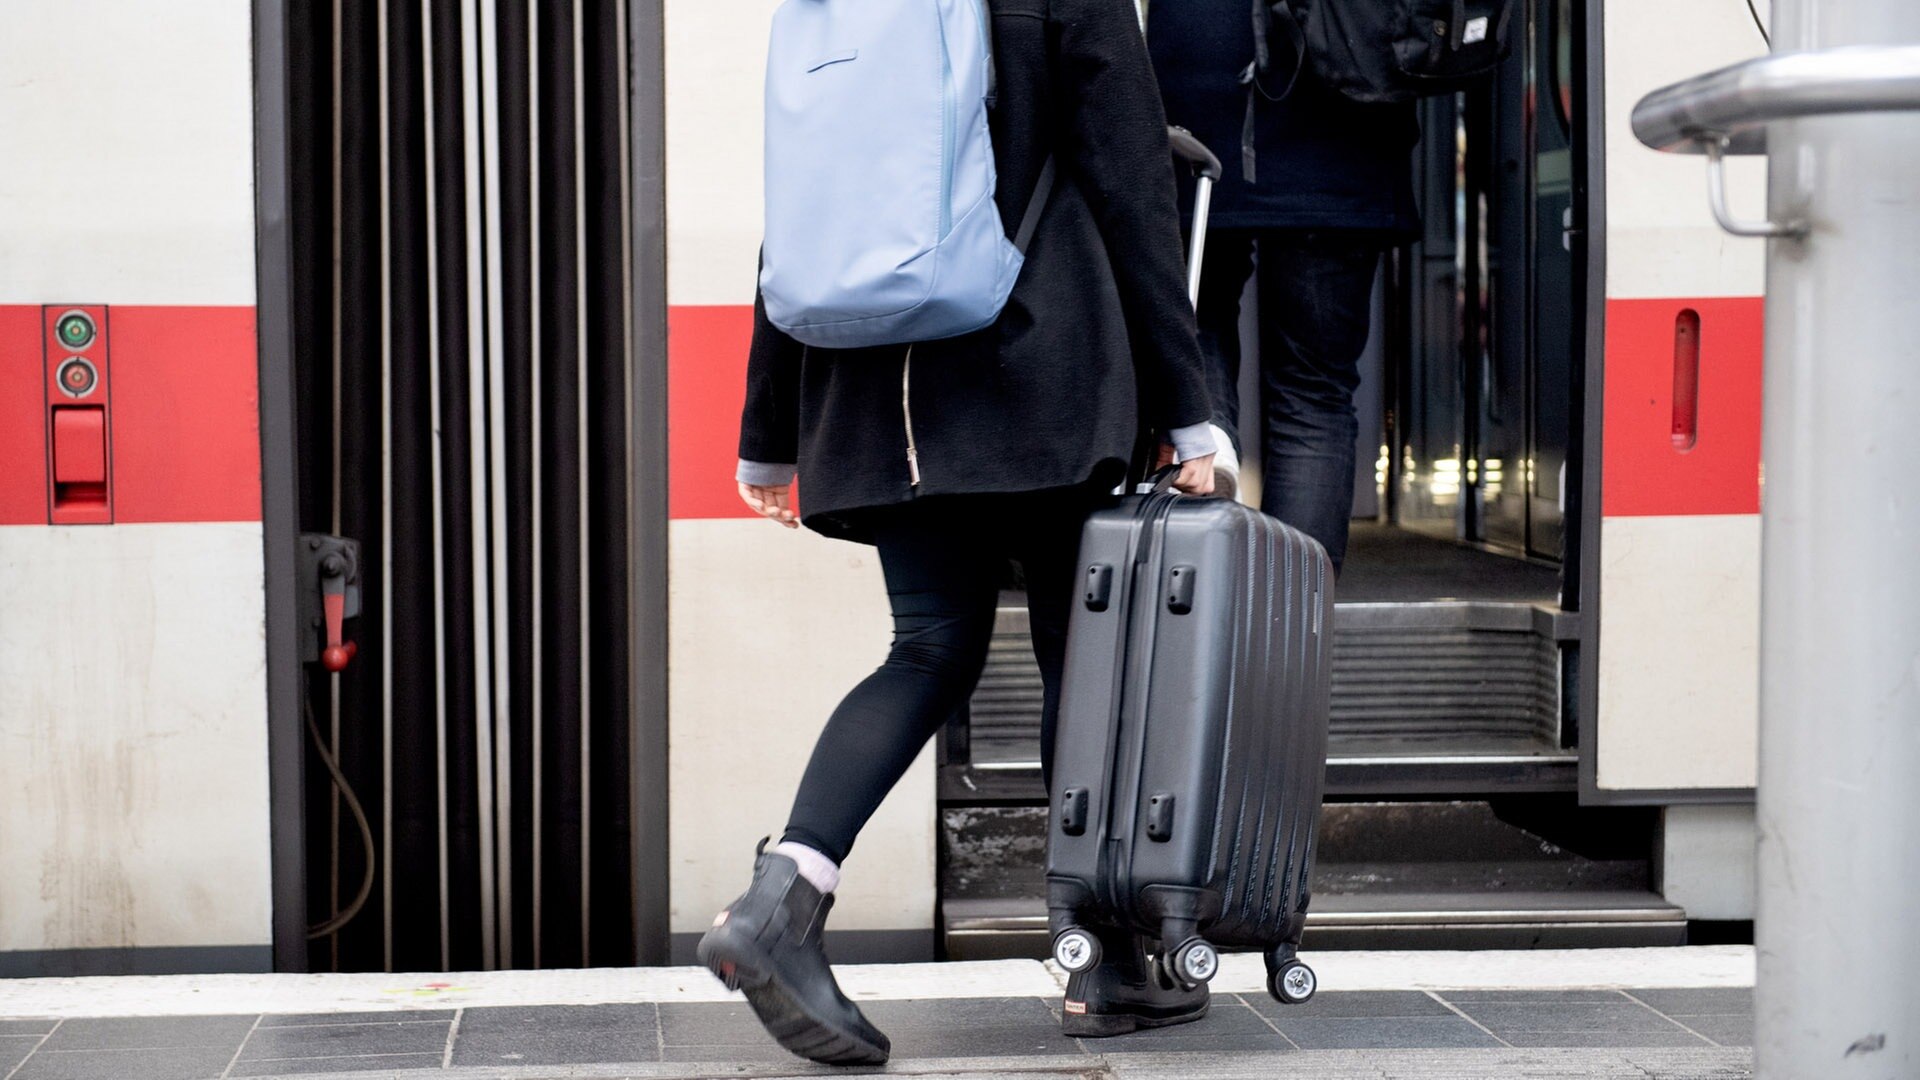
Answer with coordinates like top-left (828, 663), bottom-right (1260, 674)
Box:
top-left (1165, 937), bottom-right (1219, 987)
top-left (1051, 927), bottom-right (1102, 974)
top-left (1268, 959), bottom-right (1317, 1004)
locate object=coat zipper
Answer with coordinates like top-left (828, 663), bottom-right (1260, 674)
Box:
top-left (902, 345), bottom-right (921, 487)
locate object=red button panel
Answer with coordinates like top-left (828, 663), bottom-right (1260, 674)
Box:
top-left (43, 305), bottom-right (113, 525)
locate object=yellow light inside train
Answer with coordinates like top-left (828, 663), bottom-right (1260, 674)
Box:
top-left (56, 311), bottom-right (95, 351)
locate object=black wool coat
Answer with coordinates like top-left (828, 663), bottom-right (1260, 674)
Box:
top-left (738, 0), bottom-right (1213, 542)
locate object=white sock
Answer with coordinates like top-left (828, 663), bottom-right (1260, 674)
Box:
top-left (772, 841), bottom-right (841, 895)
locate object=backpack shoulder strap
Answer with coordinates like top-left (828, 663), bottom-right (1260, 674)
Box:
top-left (983, 0), bottom-right (998, 107)
top-left (1013, 156), bottom-right (1056, 254)
top-left (1237, 0), bottom-right (1308, 182)
top-left (1008, 0), bottom-right (1054, 254)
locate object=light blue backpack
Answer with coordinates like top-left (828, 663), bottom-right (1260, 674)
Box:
top-left (759, 0), bottom-right (1054, 350)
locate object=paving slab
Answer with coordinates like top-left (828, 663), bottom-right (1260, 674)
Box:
top-left (1627, 988), bottom-right (1754, 1016)
top-left (228, 1052), bottom-right (448, 1076)
top-left (1455, 999), bottom-right (1698, 1036)
top-left (0, 1021), bottom-right (56, 1036)
top-left (238, 1019), bottom-right (453, 1061)
top-left (262, 1011), bottom-right (457, 1028)
top-left (1244, 989), bottom-right (1454, 1019)
top-left (35, 1013), bottom-right (256, 1052)
top-left (1273, 1015), bottom-right (1507, 1050)
top-left (9, 1045), bottom-right (240, 1080)
top-left (0, 1034), bottom-right (46, 1075)
top-left (1667, 1013), bottom-right (1755, 1047)
top-left (1498, 1029), bottom-right (1712, 1048)
top-left (1074, 997), bottom-right (1294, 1055)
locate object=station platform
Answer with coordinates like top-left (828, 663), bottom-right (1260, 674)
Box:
top-left (0, 948), bottom-right (1756, 1079)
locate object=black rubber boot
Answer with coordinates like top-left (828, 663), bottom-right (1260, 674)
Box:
top-left (1061, 927), bottom-right (1210, 1038)
top-left (696, 841), bottom-right (890, 1066)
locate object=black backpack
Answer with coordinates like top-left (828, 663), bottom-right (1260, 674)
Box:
top-left (1235, 0), bottom-right (1514, 179)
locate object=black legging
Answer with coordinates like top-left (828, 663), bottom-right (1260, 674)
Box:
top-left (781, 489), bottom-right (1106, 865)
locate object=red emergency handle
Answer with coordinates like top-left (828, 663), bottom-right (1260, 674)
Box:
top-left (320, 557), bottom-right (357, 673)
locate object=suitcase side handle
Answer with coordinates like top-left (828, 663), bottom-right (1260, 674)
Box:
top-left (1135, 464), bottom-right (1184, 496)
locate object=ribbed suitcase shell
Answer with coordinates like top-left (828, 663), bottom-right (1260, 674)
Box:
top-left (1046, 489), bottom-right (1334, 952)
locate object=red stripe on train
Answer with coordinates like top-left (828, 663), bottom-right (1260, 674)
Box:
top-left (669, 304), bottom-right (761, 521)
top-left (0, 305), bottom-right (261, 525)
top-left (666, 299), bottom-right (1765, 523)
top-left (1603, 296), bottom-right (1763, 518)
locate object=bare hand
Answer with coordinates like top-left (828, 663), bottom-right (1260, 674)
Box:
top-left (738, 482), bottom-right (799, 528)
top-left (1174, 454), bottom-right (1216, 496)
top-left (1155, 443), bottom-right (1218, 496)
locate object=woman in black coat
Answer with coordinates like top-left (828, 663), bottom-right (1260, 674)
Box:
top-left (696, 0), bottom-right (1218, 1065)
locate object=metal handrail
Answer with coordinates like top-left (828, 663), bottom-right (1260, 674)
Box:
top-left (1632, 45), bottom-right (1920, 237)
top-left (1633, 44), bottom-right (1920, 156)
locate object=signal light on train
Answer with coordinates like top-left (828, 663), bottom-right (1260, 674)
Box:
top-left (56, 311), bottom-right (95, 351)
top-left (56, 358), bottom-right (98, 398)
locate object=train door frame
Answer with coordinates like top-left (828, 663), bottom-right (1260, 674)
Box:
top-left (1569, 0), bottom-right (1757, 808)
top-left (627, 0), bottom-right (674, 969)
top-left (256, 0), bottom-right (311, 975)
top-left (250, 0), bottom-right (677, 973)
top-left (1568, 0), bottom-right (1605, 807)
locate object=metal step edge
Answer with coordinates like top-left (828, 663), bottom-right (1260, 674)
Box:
top-left (954, 752), bottom-right (1580, 772)
top-left (946, 905), bottom-right (1684, 935)
top-left (992, 601), bottom-right (1578, 638)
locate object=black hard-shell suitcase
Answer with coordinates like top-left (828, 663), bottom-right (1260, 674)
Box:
top-left (1044, 484), bottom-right (1334, 1004)
top-left (1042, 126), bottom-right (1334, 1006)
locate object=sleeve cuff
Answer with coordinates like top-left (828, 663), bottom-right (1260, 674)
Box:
top-left (735, 460), bottom-right (796, 487)
top-left (1166, 422), bottom-right (1217, 464)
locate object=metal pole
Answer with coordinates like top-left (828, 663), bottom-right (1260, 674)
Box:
top-left (1757, 1), bottom-right (1920, 1075)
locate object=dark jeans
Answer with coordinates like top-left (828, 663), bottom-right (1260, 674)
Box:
top-left (782, 490), bottom-right (1102, 865)
top-left (1196, 229), bottom-right (1381, 572)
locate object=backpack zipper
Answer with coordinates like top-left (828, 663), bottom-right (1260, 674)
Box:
top-left (938, 14), bottom-right (956, 238)
top-left (902, 345), bottom-right (921, 487)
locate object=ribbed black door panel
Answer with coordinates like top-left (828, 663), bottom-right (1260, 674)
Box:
top-left (288, 0), bottom-right (635, 973)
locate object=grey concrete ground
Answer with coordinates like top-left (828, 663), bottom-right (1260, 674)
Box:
top-left (0, 988), bottom-right (1754, 1079)
top-left (271, 1050), bottom-right (1758, 1080)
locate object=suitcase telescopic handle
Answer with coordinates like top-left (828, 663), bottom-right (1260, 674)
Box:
top-left (1167, 126), bottom-right (1222, 309)
top-left (1168, 126), bottom-right (1224, 181)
